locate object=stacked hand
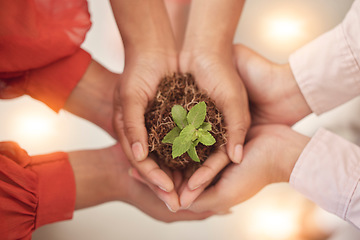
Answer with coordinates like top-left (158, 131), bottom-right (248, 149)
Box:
top-left (106, 0), bottom-right (313, 218)
top-left (109, 0), bottom-right (251, 214)
top-left (184, 45), bottom-right (313, 213)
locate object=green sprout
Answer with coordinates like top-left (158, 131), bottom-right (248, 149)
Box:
top-left (162, 101), bottom-right (216, 162)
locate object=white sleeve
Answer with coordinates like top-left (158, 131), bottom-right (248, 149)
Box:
top-left (289, 0), bottom-right (360, 115)
top-left (290, 128), bottom-right (360, 228)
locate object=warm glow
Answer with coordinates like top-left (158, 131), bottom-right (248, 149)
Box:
top-left (17, 115), bottom-right (53, 137)
top-left (9, 104), bottom-right (59, 155)
top-left (268, 18), bottom-right (302, 40)
top-left (246, 205), bottom-right (300, 240)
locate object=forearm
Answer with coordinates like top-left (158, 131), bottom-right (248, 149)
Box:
top-left (110, 0), bottom-right (177, 56)
top-left (64, 60), bottom-right (118, 138)
top-left (182, 0), bottom-right (245, 54)
top-left (68, 145), bottom-right (128, 209)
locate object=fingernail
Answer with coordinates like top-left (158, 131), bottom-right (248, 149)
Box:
top-left (165, 203), bottom-right (176, 213)
top-left (132, 142), bottom-right (145, 161)
top-left (233, 144), bottom-right (243, 163)
top-left (158, 185), bottom-right (170, 193)
top-left (189, 183), bottom-right (202, 191)
top-left (189, 177), bottom-right (210, 191)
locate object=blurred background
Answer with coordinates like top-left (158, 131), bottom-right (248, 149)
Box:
top-left (1, 0), bottom-right (360, 239)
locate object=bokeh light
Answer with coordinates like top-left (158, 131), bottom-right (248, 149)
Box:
top-left (267, 18), bottom-right (302, 42)
top-left (3, 99), bottom-right (60, 155)
top-left (247, 205), bottom-right (299, 240)
top-left (16, 114), bottom-right (53, 138)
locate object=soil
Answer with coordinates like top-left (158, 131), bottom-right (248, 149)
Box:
top-left (144, 73), bottom-right (227, 170)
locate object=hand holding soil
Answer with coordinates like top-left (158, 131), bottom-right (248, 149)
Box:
top-left (113, 52), bottom-right (183, 211)
top-left (144, 73), bottom-right (234, 210)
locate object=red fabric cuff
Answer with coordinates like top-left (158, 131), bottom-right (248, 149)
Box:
top-left (29, 152), bottom-right (76, 229)
top-left (26, 48), bottom-right (91, 112)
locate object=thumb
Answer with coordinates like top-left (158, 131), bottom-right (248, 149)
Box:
top-left (222, 95), bottom-right (250, 164)
top-left (114, 94), bottom-right (149, 162)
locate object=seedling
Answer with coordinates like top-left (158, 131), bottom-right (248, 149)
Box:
top-left (162, 101), bottom-right (216, 162)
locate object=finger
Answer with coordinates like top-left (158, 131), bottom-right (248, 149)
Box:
top-left (180, 149), bottom-right (230, 209)
top-left (180, 182), bottom-right (208, 210)
top-left (188, 148), bottom-right (229, 190)
top-left (133, 178), bottom-right (214, 221)
top-left (187, 185), bottom-right (223, 213)
top-left (133, 157), bottom-right (175, 193)
top-left (128, 168), bottom-right (147, 184)
top-left (149, 185), bottom-right (180, 213)
top-left (129, 167), bottom-right (180, 212)
top-left (177, 167), bottom-right (194, 195)
top-left (222, 91), bottom-right (250, 164)
top-left (114, 87), bottom-right (149, 162)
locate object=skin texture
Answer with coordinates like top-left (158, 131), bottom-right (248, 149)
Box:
top-left (180, 0), bottom-right (250, 164)
top-left (181, 44), bottom-right (314, 212)
top-left (233, 44), bottom-right (312, 126)
top-left (64, 60), bottom-right (213, 221)
top-left (110, 0), bottom-right (182, 211)
top-left (187, 125), bottom-right (310, 213)
top-left (108, 0), bottom-right (251, 212)
top-left (68, 144), bottom-right (213, 222)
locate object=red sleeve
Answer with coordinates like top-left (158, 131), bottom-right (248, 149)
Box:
top-left (26, 48), bottom-right (92, 112)
top-left (0, 0), bottom-right (92, 112)
top-left (0, 48), bottom-right (91, 112)
top-left (0, 142), bottom-right (76, 240)
top-left (0, 0), bottom-right (91, 72)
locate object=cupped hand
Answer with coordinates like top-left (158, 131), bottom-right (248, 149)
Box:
top-left (233, 44), bottom-right (312, 126)
top-left (180, 50), bottom-right (251, 164)
top-left (113, 50), bottom-right (183, 209)
top-left (108, 144), bottom-right (214, 221)
top-left (186, 124), bottom-right (309, 213)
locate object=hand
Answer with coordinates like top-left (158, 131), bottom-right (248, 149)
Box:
top-left (179, 0), bottom-right (249, 164)
top-left (186, 124), bottom-right (309, 213)
top-left (233, 44), bottom-right (312, 125)
top-left (69, 143), bottom-right (214, 222)
top-left (180, 50), bottom-right (250, 164)
top-left (115, 50), bottom-right (186, 211)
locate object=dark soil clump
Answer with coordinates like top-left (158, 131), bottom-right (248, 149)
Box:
top-left (145, 73), bottom-right (227, 170)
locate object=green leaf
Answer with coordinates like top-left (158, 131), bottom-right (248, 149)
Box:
top-left (179, 124), bottom-right (196, 140)
top-left (172, 137), bottom-right (192, 158)
top-left (171, 105), bottom-right (188, 129)
top-left (200, 122), bottom-right (212, 131)
top-left (187, 144), bottom-right (200, 162)
top-left (187, 101), bottom-right (207, 129)
top-left (162, 126), bottom-right (181, 144)
top-left (172, 125), bottom-right (196, 158)
top-left (199, 131), bottom-right (216, 146)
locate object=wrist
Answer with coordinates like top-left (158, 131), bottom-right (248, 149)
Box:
top-left (271, 129), bottom-right (310, 183)
top-left (179, 47), bottom-right (232, 73)
top-left (123, 50), bottom-right (179, 79)
top-left (64, 60), bottom-right (117, 138)
top-left (279, 63), bottom-right (313, 123)
top-left (69, 144), bottom-right (131, 209)
top-left (102, 144), bottom-right (132, 202)
top-left (124, 42), bottom-right (178, 61)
